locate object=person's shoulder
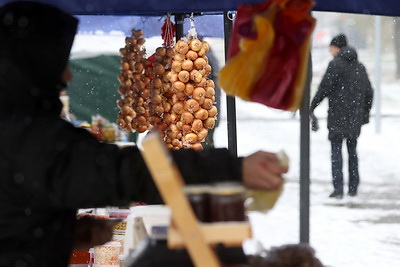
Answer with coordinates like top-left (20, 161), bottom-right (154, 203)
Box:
top-left (327, 56), bottom-right (344, 71)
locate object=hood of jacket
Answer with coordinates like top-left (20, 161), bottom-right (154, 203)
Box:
top-left (336, 46), bottom-right (358, 62)
top-left (0, 1), bottom-right (78, 118)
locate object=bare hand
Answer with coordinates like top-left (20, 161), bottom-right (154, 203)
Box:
top-left (242, 151), bottom-right (287, 190)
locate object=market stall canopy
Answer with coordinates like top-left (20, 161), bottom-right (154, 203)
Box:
top-left (75, 15), bottom-right (224, 38)
top-left (1, 0), bottom-right (400, 16)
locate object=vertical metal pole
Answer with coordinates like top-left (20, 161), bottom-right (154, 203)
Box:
top-left (299, 53), bottom-right (312, 244)
top-left (175, 14), bottom-right (184, 41)
top-left (374, 16), bottom-right (382, 134)
top-left (223, 11), bottom-right (238, 157)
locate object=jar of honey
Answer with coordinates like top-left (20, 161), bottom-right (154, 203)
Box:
top-left (183, 185), bottom-right (212, 223)
top-left (209, 183), bottom-right (246, 222)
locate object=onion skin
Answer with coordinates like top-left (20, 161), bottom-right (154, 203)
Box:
top-left (190, 70), bottom-right (202, 83)
top-left (191, 119), bottom-right (203, 133)
top-left (172, 61), bottom-right (182, 73)
top-left (182, 124), bottom-right (192, 134)
top-left (166, 47), bottom-right (175, 57)
top-left (184, 83), bottom-right (195, 96)
top-left (174, 53), bottom-right (185, 62)
top-left (186, 50), bottom-right (198, 61)
top-left (156, 47), bottom-right (166, 57)
top-left (181, 111), bottom-right (194, 124)
top-left (185, 99), bottom-right (200, 113)
top-left (178, 70), bottom-right (190, 83)
top-left (173, 81), bottom-right (186, 92)
top-left (193, 87), bottom-right (206, 105)
top-left (182, 59), bottom-right (194, 71)
top-left (172, 102), bottom-right (185, 114)
top-left (153, 62), bottom-right (165, 75)
top-left (202, 98), bottom-right (213, 110)
top-left (197, 128), bottom-right (208, 142)
top-left (185, 133), bottom-right (198, 144)
top-left (207, 106), bottom-right (218, 117)
top-left (194, 108), bottom-right (209, 120)
top-left (190, 142), bottom-right (203, 150)
top-left (175, 40), bottom-right (189, 55)
top-left (189, 39), bottom-right (202, 52)
top-left (194, 58), bottom-right (207, 70)
top-left (203, 117), bottom-right (216, 129)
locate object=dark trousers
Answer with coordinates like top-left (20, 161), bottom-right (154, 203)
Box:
top-left (330, 138), bottom-right (359, 194)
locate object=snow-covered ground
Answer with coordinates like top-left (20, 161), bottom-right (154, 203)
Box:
top-left (213, 67), bottom-right (400, 266)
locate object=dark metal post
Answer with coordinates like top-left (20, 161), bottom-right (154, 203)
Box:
top-left (175, 14), bottom-right (184, 41)
top-left (299, 53), bottom-right (312, 243)
top-left (223, 11), bottom-right (237, 157)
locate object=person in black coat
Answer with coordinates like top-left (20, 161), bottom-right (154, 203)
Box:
top-left (310, 34), bottom-right (374, 199)
top-left (0, 2), bottom-right (287, 266)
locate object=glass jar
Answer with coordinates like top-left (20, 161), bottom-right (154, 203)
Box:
top-left (183, 185), bottom-right (212, 222)
top-left (210, 183), bottom-right (246, 222)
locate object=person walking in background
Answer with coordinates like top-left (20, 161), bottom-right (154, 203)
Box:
top-left (310, 34), bottom-right (374, 199)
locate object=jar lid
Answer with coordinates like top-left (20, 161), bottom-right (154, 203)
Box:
top-left (183, 185), bottom-right (212, 194)
top-left (210, 184), bottom-right (245, 195)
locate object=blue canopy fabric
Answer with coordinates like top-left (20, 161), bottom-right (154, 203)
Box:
top-left (1, 0), bottom-right (400, 17)
top-left (76, 15), bottom-right (224, 38)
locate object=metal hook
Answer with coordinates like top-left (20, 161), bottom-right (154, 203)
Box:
top-left (227, 11), bottom-right (236, 21)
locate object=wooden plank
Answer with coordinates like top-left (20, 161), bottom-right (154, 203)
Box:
top-left (140, 132), bottom-right (220, 267)
top-left (168, 222), bottom-right (252, 249)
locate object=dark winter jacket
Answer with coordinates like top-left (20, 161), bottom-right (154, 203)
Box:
top-left (0, 2), bottom-right (242, 267)
top-left (310, 46), bottom-right (374, 140)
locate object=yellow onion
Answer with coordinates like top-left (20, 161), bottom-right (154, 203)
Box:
top-left (193, 87), bottom-right (206, 105)
top-left (203, 117), bottom-right (216, 129)
top-left (172, 61), bottom-right (182, 73)
top-left (194, 108), bottom-right (209, 120)
top-left (174, 53), bottom-right (186, 62)
top-left (191, 119), bottom-right (203, 133)
top-left (166, 47), bottom-right (175, 57)
top-left (194, 58), bottom-right (207, 70)
top-left (185, 99), bottom-right (200, 113)
top-left (190, 70), bottom-right (203, 83)
top-left (152, 78), bottom-right (163, 89)
top-left (186, 50), bottom-right (198, 61)
top-left (201, 98), bottom-right (213, 110)
top-left (173, 81), bottom-right (186, 92)
top-left (156, 47), bottom-right (166, 57)
top-left (189, 39), bottom-right (202, 52)
top-left (205, 87), bottom-right (215, 98)
top-left (182, 59), bottom-right (194, 71)
top-left (184, 83), bottom-right (194, 96)
top-left (185, 133), bottom-right (198, 144)
top-left (162, 101), bottom-right (171, 113)
top-left (178, 70), bottom-right (190, 83)
top-left (197, 128), bottom-right (208, 142)
top-left (181, 111), bottom-right (194, 124)
top-left (172, 102), bottom-right (185, 114)
top-left (176, 121), bottom-right (184, 130)
top-left (175, 40), bottom-right (189, 55)
top-left (153, 62), bottom-right (165, 75)
top-left (190, 142), bottom-right (203, 151)
top-left (182, 124), bottom-right (192, 134)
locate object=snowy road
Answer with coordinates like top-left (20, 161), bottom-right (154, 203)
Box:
top-left (214, 91), bottom-right (400, 266)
